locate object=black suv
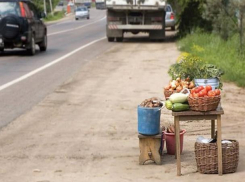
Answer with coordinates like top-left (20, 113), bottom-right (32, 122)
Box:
top-left (0, 0), bottom-right (47, 55)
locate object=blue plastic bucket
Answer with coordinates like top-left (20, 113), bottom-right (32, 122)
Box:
top-left (137, 106), bottom-right (161, 135)
top-left (194, 78), bottom-right (219, 90)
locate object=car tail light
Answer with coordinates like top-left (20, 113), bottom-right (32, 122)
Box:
top-left (19, 2), bottom-right (26, 17)
top-left (108, 17), bottom-right (120, 21)
top-left (170, 13), bottom-right (174, 20)
top-left (151, 17), bottom-right (163, 22)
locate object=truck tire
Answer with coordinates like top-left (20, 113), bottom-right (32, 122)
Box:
top-left (107, 37), bottom-right (114, 42)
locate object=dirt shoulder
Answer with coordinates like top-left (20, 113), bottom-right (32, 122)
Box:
top-left (0, 33), bottom-right (244, 182)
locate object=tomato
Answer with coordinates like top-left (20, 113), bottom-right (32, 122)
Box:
top-left (195, 87), bottom-right (203, 93)
top-left (191, 88), bottom-right (195, 94)
top-left (214, 89), bottom-right (221, 96)
top-left (199, 90), bottom-right (205, 97)
top-left (198, 86), bottom-right (205, 90)
top-left (194, 88), bottom-right (200, 93)
top-left (208, 90), bottom-right (216, 97)
top-left (202, 89), bottom-right (207, 96)
top-left (205, 85), bottom-right (212, 92)
top-left (193, 93), bottom-right (199, 98)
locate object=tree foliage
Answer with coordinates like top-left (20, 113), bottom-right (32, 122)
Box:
top-left (167, 0), bottom-right (211, 37)
top-left (32, 0), bottom-right (60, 14)
top-left (204, 0), bottom-right (245, 53)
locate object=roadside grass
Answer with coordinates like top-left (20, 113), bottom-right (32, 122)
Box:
top-left (44, 11), bottom-right (65, 22)
top-left (178, 33), bottom-right (245, 87)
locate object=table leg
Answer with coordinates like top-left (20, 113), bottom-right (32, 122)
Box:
top-left (217, 115), bottom-right (223, 176)
top-left (175, 116), bottom-right (181, 176)
top-left (174, 118), bottom-right (177, 159)
top-left (211, 120), bottom-right (215, 138)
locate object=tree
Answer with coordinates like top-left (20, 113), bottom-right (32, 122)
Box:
top-left (167, 0), bottom-right (211, 37)
top-left (204, 0), bottom-right (245, 53)
top-left (32, 0), bottom-right (60, 14)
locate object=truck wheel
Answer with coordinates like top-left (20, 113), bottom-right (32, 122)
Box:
top-left (27, 36), bottom-right (36, 56)
top-left (116, 37), bottom-right (123, 42)
top-left (107, 37), bottom-right (114, 42)
top-left (87, 16), bottom-right (90, 19)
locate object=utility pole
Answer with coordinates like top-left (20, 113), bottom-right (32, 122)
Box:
top-left (49, 0), bottom-right (54, 16)
top-left (43, 0), bottom-right (47, 15)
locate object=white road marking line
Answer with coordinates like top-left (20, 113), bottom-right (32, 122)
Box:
top-left (0, 37), bottom-right (106, 92)
top-left (48, 16), bottom-right (106, 36)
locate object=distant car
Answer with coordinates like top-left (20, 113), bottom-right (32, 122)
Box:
top-left (165, 4), bottom-right (176, 31)
top-left (68, 1), bottom-right (74, 6)
top-left (58, 1), bottom-right (64, 6)
top-left (0, 0), bottom-right (47, 55)
top-left (75, 6), bottom-right (90, 20)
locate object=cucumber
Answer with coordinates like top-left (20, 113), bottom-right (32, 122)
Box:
top-left (165, 100), bottom-right (173, 110)
top-left (172, 103), bottom-right (189, 112)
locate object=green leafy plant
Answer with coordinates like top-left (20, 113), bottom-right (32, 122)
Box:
top-left (168, 54), bottom-right (204, 80)
top-left (168, 53), bottom-right (224, 88)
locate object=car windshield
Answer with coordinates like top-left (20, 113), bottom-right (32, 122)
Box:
top-left (0, 2), bottom-right (20, 17)
top-left (77, 7), bottom-right (87, 12)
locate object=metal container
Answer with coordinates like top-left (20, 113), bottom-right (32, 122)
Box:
top-left (194, 78), bottom-right (220, 90)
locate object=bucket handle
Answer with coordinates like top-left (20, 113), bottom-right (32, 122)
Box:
top-left (159, 101), bottom-right (165, 111)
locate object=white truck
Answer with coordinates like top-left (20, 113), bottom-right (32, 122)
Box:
top-left (95, 0), bottom-right (106, 9)
top-left (106, 0), bottom-right (167, 42)
top-left (74, 0), bottom-right (92, 8)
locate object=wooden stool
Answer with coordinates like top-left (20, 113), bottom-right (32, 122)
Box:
top-left (138, 134), bottom-right (162, 165)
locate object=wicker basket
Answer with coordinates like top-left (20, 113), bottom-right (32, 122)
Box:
top-left (188, 95), bottom-right (221, 111)
top-left (164, 89), bottom-right (190, 100)
top-left (163, 89), bottom-right (177, 100)
top-left (195, 140), bottom-right (239, 174)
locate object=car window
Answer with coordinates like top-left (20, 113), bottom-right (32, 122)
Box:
top-left (77, 7), bottom-right (87, 11)
top-left (0, 2), bottom-right (20, 17)
top-left (166, 5), bottom-right (172, 12)
top-left (22, 2), bottom-right (32, 18)
top-left (27, 2), bottom-right (39, 19)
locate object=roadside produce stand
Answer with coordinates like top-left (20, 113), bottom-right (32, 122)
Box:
top-left (172, 107), bottom-right (224, 176)
top-left (137, 53), bottom-right (239, 176)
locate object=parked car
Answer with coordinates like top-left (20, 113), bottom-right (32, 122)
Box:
top-left (165, 4), bottom-right (176, 31)
top-left (58, 1), bottom-right (64, 6)
top-left (0, 0), bottom-right (47, 55)
top-left (75, 6), bottom-right (90, 20)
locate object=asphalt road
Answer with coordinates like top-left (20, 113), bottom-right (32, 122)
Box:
top-left (0, 9), bottom-right (112, 128)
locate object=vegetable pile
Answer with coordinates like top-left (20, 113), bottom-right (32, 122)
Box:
top-left (165, 89), bottom-right (190, 112)
top-left (164, 77), bottom-right (195, 92)
top-left (140, 97), bottom-right (163, 108)
top-left (189, 85), bottom-right (221, 98)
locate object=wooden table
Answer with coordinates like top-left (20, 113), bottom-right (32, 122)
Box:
top-left (172, 107), bottom-right (224, 176)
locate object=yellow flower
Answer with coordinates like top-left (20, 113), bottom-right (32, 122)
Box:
top-left (177, 52), bottom-right (190, 63)
top-left (192, 44), bottom-right (204, 52)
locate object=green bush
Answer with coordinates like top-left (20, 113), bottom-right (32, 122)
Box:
top-left (178, 33), bottom-right (245, 87)
top-left (44, 11), bottom-right (65, 22)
